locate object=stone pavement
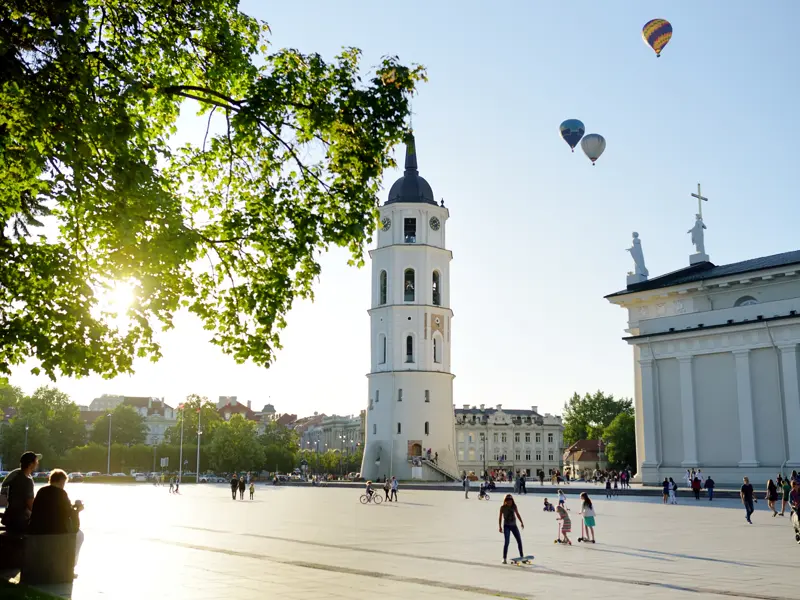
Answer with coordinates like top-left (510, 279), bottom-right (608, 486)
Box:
top-left (8, 484), bottom-right (799, 599)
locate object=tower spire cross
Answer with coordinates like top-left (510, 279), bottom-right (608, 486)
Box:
top-left (691, 183), bottom-right (708, 218)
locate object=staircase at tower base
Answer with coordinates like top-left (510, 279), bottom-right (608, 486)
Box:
top-left (408, 457), bottom-right (460, 482)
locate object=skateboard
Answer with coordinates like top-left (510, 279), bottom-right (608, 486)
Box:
top-left (509, 555), bottom-right (534, 565)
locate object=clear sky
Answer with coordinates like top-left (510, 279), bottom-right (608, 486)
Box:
top-left (10, 1), bottom-right (800, 418)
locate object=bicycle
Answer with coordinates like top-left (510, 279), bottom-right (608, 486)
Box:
top-left (359, 492), bottom-right (383, 505)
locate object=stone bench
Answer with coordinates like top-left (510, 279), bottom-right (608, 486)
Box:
top-left (0, 528), bottom-right (25, 571)
top-left (21, 533), bottom-right (76, 585)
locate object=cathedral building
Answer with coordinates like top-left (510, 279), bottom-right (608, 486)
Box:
top-left (608, 202), bottom-right (800, 485)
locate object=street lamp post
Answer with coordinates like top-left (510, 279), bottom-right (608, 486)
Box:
top-left (178, 405), bottom-right (185, 483)
top-left (106, 413), bottom-right (112, 474)
top-left (195, 407), bottom-right (202, 482)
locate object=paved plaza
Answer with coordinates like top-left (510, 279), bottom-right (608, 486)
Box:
top-left (11, 483), bottom-right (799, 600)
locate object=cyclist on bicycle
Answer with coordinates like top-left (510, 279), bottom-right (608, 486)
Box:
top-left (365, 480), bottom-right (374, 500)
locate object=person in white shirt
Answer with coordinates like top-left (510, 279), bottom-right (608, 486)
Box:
top-left (578, 492), bottom-right (596, 543)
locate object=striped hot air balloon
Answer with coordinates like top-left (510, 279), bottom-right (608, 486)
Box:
top-left (642, 19), bottom-right (673, 57)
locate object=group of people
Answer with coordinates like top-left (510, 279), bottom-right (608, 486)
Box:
top-left (230, 474), bottom-right (255, 500)
top-left (497, 491), bottom-right (597, 561)
top-left (0, 452), bottom-right (84, 576)
top-left (364, 477), bottom-right (399, 502)
top-left (740, 472), bottom-right (800, 524)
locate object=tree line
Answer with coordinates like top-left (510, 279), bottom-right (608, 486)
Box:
top-left (562, 390), bottom-right (636, 470)
top-left (0, 381), bottom-right (313, 475)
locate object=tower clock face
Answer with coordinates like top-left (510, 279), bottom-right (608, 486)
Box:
top-left (429, 216), bottom-right (441, 231)
top-left (381, 217), bottom-right (392, 231)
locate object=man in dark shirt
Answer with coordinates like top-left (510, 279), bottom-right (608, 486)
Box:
top-left (704, 476), bottom-right (715, 501)
top-left (740, 476), bottom-right (755, 524)
top-left (0, 451), bottom-right (40, 532)
top-left (28, 469), bottom-right (84, 568)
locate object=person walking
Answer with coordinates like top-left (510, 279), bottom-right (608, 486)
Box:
top-left (390, 476), bottom-right (398, 502)
top-left (692, 476), bottom-right (701, 500)
top-left (766, 479), bottom-right (779, 516)
top-left (668, 477), bottom-right (678, 504)
top-left (383, 478), bottom-right (391, 501)
top-left (662, 478), bottom-right (669, 504)
top-left (741, 476), bottom-right (755, 524)
top-left (605, 477), bottom-right (612, 499)
top-left (249, 481), bottom-right (255, 500)
top-left (238, 476), bottom-right (246, 500)
top-left (464, 475), bottom-right (471, 499)
top-left (704, 475), bottom-right (715, 501)
top-left (498, 494), bottom-right (525, 564)
top-left (230, 475), bottom-right (239, 501)
top-left (169, 477), bottom-right (175, 494)
top-left (779, 476), bottom-right (791, 516)
top-left (520, 473), bottom-right (527, 495)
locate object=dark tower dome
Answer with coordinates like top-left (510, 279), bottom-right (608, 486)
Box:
top-left (385, 134), bottom-right (437, 205)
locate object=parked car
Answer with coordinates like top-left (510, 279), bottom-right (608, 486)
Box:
top-left (198, 474), bottom-right (226, 483)
top-left (133, 473), bottom-right (148, 482)
top-left (112, 472), bottom-right (128, 477)
top-left (68, 472), bottom-right (84, 482)
top-left (85, 471), bottom-right (101, 477)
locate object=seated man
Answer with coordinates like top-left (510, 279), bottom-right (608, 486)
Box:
top-left (0, 451), bottom-right (40, 533)
top-left (28, 469), bottom-right (84, 570)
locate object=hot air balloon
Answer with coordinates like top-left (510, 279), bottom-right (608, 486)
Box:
top-left (559, 119), bottom-right (585, 152)
top-left (581, 134), bottom-right (606, 165)
top-left (642, 19), bottom-right (672, 57)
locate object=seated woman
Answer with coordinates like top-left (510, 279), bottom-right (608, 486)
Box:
top-left (543, 498), bottom-right (555, 512)
top-left (28, 469), bottom-right (84, 572)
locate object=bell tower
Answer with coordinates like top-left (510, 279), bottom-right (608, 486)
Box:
top-left (360, 135), bottom-right (458, 481)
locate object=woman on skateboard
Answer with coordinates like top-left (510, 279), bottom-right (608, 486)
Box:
top-left (498, 494), bottom-right (525, 564)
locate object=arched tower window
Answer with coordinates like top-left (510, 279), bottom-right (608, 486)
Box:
top-left (379, 270), bottom-right (387, 305)
top-left (404, 269), bottom-right (415, 302)
top-left (432, 271), bottom-right (441, 306)
top-left (424, 421), bottom-right (430, 435)
top-left (433, 337), bottom-right (441, 364)
top-left (378, 334), bottom-right (386, 364)
top-left (405, 335), bottom-right (414, 363)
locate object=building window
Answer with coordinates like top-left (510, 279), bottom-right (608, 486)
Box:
top-left (432, 271), bottom-right (441, 306)
top-left (379, 270), bottom-right (388, 305)
top-left (405, 335), bottom-right (414, 363)
top-left (397, 422), bottom-right (402, 434)
top-left (548, 453), bottom-right (554, 461)
top-left (433, 337), bottom-right (441, 363)
top-left (397, 389), bottom-right (403, 402)
top-left (375, 390), bottom-right (379, 403)
top-left (404, 218), bottom-right (416, 243)
top-left (468, 448), bottom-right (476, 460)
top-left (514, 432), bottom-right (520, 443)
top-left (525, 453), bottom-right (531, 461)
top-left (735, 295), bottom-right (758, 307)
top-left (379, 334), bottom-right (386, 364)
top-left (424, 422), bottom-right (430, 435)
top-left (525, 432), bottom-right (531, 443)
top-left (515, 453), bottom-right (521, 461)
top-left (536, 433), bottom-right (541, 443)
top-left (536, 452), bottom-right (541, 461)
top-left (493, 433), bottom-right (498, 443)
top-left (458, 449), bottom-right (465, 460)
top-left (373, 424), bottom-right (377, 435)
top-left (458, 431), bottom-right (464, 442)
top-left (369, 398), bottom-right (374, 410)
top-left (424, 390), bottom-right (430, 403)
top-left (501, 433), bottom-right (507, 443)
top-left (480, 432), bottom-right (485, 441)
top-left (404, 269), bottom-right (415, 301)
top-left (548, 433), bottom-right (554, 443)
top-left (468, 433), bottom-right (473, 443)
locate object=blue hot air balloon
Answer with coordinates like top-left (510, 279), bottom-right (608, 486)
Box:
top-left (560, 119), bottom-right (585, 152)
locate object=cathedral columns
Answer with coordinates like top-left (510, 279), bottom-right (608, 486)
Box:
top-left (677, 356), bottom-right (699, 467)
top-left (778, 344), bottom-right (800, 467)
top-left (639, 359), bottom-right (659, 467)
top-left (733, 349), bottom-right (759, 468)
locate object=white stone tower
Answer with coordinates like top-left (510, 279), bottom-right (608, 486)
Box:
top-left (360, 135), bottom-right (458, 481)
